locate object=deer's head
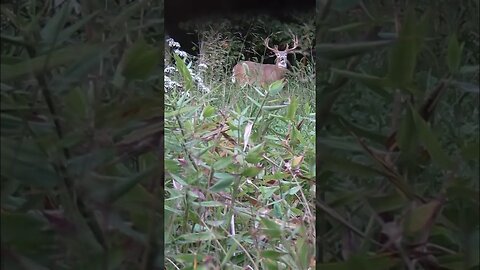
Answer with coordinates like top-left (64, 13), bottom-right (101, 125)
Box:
top-left (232, 36), bottom-right (299, 87)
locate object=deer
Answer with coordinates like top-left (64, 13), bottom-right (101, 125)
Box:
top-left (232, 36), bottom-right (299, 88)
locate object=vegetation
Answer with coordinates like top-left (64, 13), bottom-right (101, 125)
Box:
top-left (1, 0), bottom-right (478, 269)
top-left (316, 1), bottom-right (479, 269)
top-left (164, 14), bottom-right (316, 270)
top-left (1, 1), bottom-right (163, 269)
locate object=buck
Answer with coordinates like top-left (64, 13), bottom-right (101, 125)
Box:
top-left (232, 36), bottom-right (299, 87)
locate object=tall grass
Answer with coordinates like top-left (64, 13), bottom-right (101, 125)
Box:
top-left (164, 28), bottom-right (316, 269)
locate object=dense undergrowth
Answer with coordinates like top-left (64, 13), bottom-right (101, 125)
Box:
top-left (316, 1), bottom-right (479, 269)
top-left (1, 1), bottom-right (163, 269)
top-left (164, 18), bottom-right (316, 269)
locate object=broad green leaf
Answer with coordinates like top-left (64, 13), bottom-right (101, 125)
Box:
top-left (262, 104), bottom-right (288, 111)
top-left (110, 0), bottom-right (151, 28)
top-left (329, 22), bottom-right (368, 32)
top-left (177, 232), bottom-right (225, 243)
top-left (63, 86), bottom-right (88, 122)
top-left (0, 34), bottom-right (28, 47)
top-left (245, 143), bottom-right (264, 164)
top-left (56, 11), bottom-right (99, 45)
top-left (40, 0), bottom-right (72, 46)
top-left (286, 96), bottom-right (298, 122)
top-left (447, 33), bottom-right (463, 74)
top-left (202, 105), bottom-right (215, 118)
top-left (261, 250), bottom-right (288, 259)
top-left (122, 40), bottom-right (160, 80)
top-left (318, 137), bottom-right (364, 152)
top-left (53, 46), bottom-right (109, 93)
top-left (165, 105), bottom-right (198, 118)
top-left (396, 107), bottom-right (420, 168)
top-left (330, 68), bottom-right (390, 98)
top-left (67, 149), bottom-right (115, 177)
top-left (317, 40), bottom-right (393, 60)
top-left (103, 166), bottom-right (157, 203)
top-left (332, 114), bottom-right (388, 143)
top-left (387, 8), bottom-right (423, 89)
top-left (192, 201), bottom-right (224, 207)
top-left (260, 218), bottom-right (282, 238)
top-left (411, 107), bottom-right (454, 169)
top-left (221, 240), bottom-right (240, 267)
top-left (367, 191), bottom-right (408, 213)
top-left (1, 138), bottom-right (59, 188)
top-left (165, 159), bottom-right (181, 174)
top-left (210, 173), bottom-right (236, 192)
top-left (317, 254), bottom-right (398, 270)
top-left (174, 54), bottom-right (193, 90)
top-left (268, 80), bottom-right (284, 95)
top-left (247, 95), bottom-right (263, 108)
top-left (322, 154), bottom-right (381, 178)
top-left (213, 157), bottom-right (233, 170)
top-left (241, 166), bottom-right (262, 177)
top-left (1, 44), bottom-right (104, 81)
top-left (404, 200), bottom-right (441, 234)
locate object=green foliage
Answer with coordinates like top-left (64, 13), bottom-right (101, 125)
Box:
top-left (164, 15), bottom-right (315, 268)
top-left (317, 1), bottom-right (479, 268)
top-left (1, 0), bottom-right (163, 269)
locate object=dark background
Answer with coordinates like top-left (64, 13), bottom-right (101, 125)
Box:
top-left (165, 0), bottom-right (315, 54)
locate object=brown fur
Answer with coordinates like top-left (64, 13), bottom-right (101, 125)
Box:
top-left (232, 61), bottom-right (288, 87)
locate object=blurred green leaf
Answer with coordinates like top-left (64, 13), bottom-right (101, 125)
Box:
top-left (260, 218), bottom-right (282, 239)
top-left (411, 106), bottom-right (454, 169)
top-left (318, 40), bottom-right (393, 61)
top-left (447, 33), bottom-right (464, 74)
top-left (329, 22), bottom-right (368, 32)
top-left (367, 191), bottom-right (408, 213)
top-left (178, 232), bottom-right (226, 243)
top-left (122, 40), bottom-right (160, 80)
top-left (245, 143), bottom-right (265, 164)
top-left (213, 157), bottom-right (234, 170)
top-left (174, 53), bottom-right (193, 90)
top-left (386, 8), bottom-right (425, 89)
top-left (241, 166), bottom-right (262, 177)
top-left (404, 200), bottom-right (442, 234)
top-left (210, 173), bottom-right (236, 192)
top-left (1, 44), bottom-right (105, 81)
top-left (103, 166), bottom-right (157, 203)
top-left (261, 250), bottom-right (288, 259)
top-left (202, 105), bottom-right (216, 118)
top-left (1, 212), bottom-right (53, 254)
top-left (317, 254), bottom-right (398, 270)
top-left (40, 0), bottom-right (72, 47)
top-left (1, 138), bottom-right (59, 188)
top-left (286, 96), bottom-right (298, 122)
top-left (330, 68), bottom-right (390, 98)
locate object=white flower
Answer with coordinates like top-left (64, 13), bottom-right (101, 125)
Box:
top-left (174, 49), bottom-right (188, 58)
top-left (164, 66), bottom-right (176, 74)
top-left (166, 38), bottom-right (180, 48)
top-left (164, 76), bottom-right (181, 91)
